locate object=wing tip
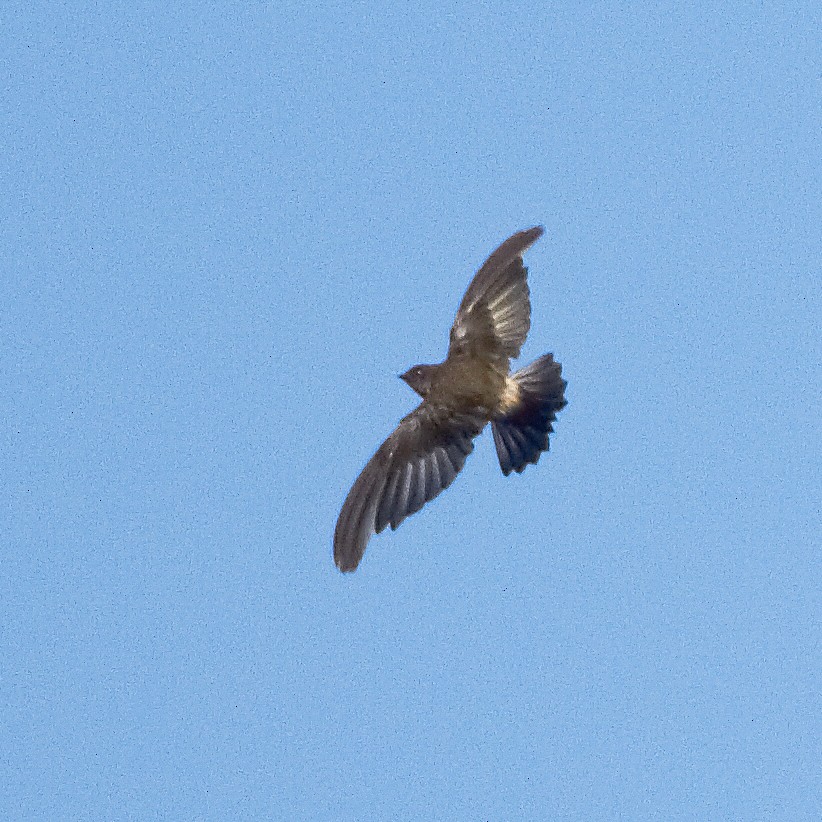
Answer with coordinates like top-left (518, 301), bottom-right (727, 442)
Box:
top-left (508, 225), bottom-right (544, 256)
top-left (335, 557), bottom-right (359, 574)
top-left (333, 533), bottom-right (363, 573)
top-left (492, 225), bottom-right (544, 263)
top-left (520, 224), bottom-right (545, 244)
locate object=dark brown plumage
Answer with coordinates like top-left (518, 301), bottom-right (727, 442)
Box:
top-left (334, 227), bottom-right (567, 572)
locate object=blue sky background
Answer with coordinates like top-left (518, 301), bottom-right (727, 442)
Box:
top-left (3, 2), bottom-right (820, 819)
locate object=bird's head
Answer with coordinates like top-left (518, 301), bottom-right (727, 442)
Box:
top-left (400, 364), bottom-right (437, 398)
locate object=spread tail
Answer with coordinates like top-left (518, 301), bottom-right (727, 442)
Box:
top-left (492, 354), bottom-right (567, 476)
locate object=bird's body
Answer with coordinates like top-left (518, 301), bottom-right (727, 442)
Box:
top-left (334, 227), bottom-right (567, 572)
top-left (405, 354), bottom-right (506, 410)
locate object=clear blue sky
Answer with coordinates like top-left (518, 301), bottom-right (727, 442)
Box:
top-left (3, 2), bottom-right (820, 819)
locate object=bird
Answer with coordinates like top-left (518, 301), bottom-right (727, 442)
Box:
top-left (334, 226), bottom-right (567, 572)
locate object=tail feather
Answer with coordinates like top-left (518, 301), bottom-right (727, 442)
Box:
top-left (492, 354), bottom-right (567, 476)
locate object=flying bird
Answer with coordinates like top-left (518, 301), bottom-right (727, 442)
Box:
top-left (334, 227), bottom-right (567, 572)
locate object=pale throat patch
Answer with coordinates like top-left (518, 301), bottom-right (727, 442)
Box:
top-left (499, 375), bottom-right (522, 414)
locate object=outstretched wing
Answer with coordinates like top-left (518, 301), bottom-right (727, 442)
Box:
top-left (448, 226), bottom-right (543, 365)
top-left (334, 403), bottom-right (487, 572)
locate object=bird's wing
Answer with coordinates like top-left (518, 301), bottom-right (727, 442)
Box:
top-left (334, 402), bottom-right (487, 572)
top-left (448, 226), bottom-right (544, 364)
